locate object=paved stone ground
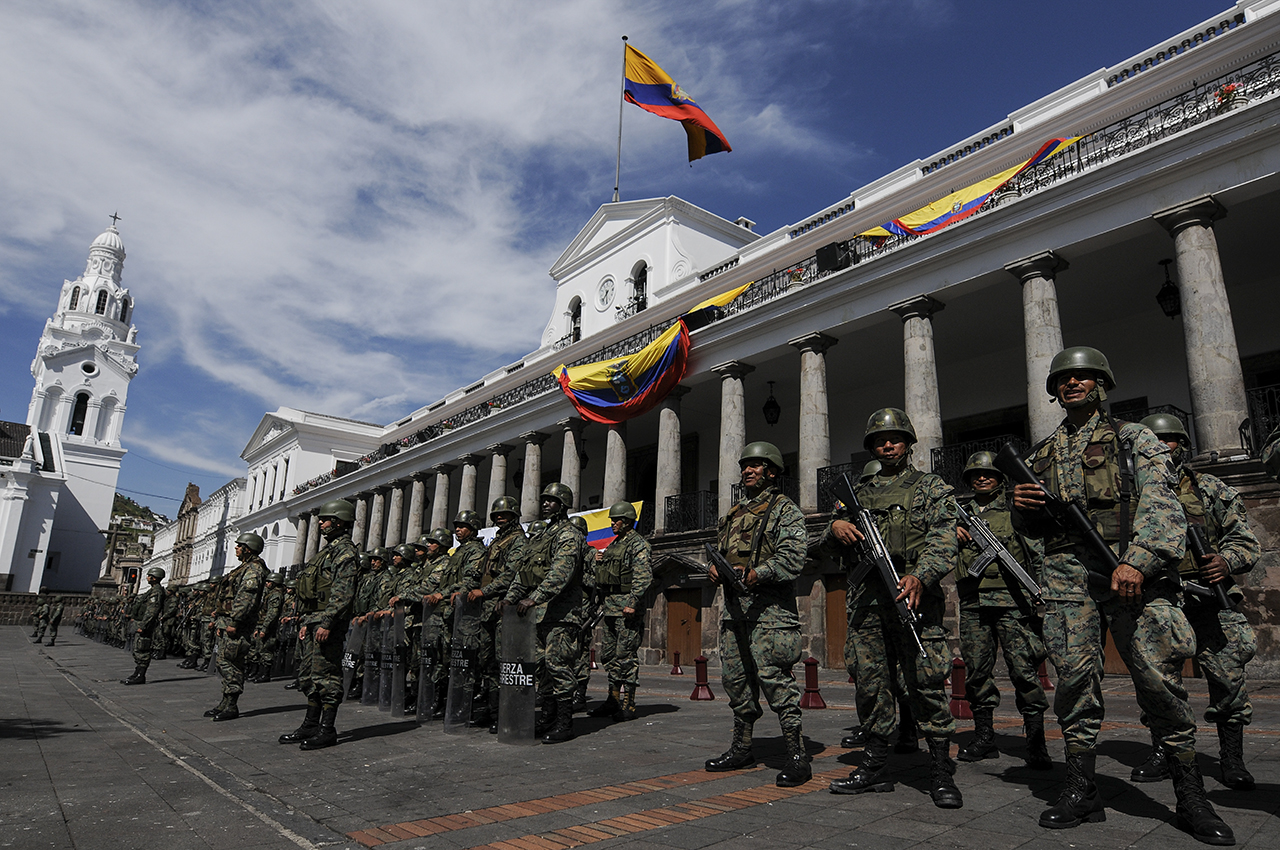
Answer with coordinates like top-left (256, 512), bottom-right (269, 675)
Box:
top-left (3, 625), bottom-right (1277, 850)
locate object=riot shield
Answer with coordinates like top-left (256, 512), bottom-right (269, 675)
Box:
top-left (341, 619), bottom-right (366, 697)
top-left (378, 615), bottom-right (393, 712)
top-left (360, 617), bottom-right (379, 706)
top-left (390, 601), bottom-right (406, 718)
top-left (416, 600), bottom-right (440, 724)
top-left (498, 604), bottom-right (539, 745)
top-left (444, 596), bottom-right (482, 734)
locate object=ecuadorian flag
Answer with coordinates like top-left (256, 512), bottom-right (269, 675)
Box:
top-left (572, 503), bottom-right (644, 550)
top-left (624, 44), bottom-right (731, 162)
top-left (554, 320), bottom-right (690, 425)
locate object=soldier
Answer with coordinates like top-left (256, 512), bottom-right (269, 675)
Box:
top-left (590, 501), bottom-right (653, 722)
top-left (442, 510), bottom-right (489, 720)
top-left (570, 514), bottom-right (595, 713)
top-left (278, 499), bottom-right (360, 750)
top-left (197, 577), bottom-right (219, 672)
top-left (44, 596), bottom-right (66, 646)
top-left (204, 532), bottom-right (268, 721)
top-left (506, 483), bottom-right (587, 744)
top-left (1011, 347), bottom-right (1232, 843)
top-left (121, 568), bottom-right (167, 685)
top-left (387, 539), bottom-right (433, 712)
top-left (705, 441), bottom-right (811, 788)
top-left (464, 497), bottom-right (528, 731)
top-left (825, 409), bottom-right (961, 808)
top-left (251, 572), bottom-right (286, 683)
top-left (1262, 424), bottom-right (1280, 481)
top-left (31, 589), bottom-right (49, 641)
top-left (157, 584), bottom-right (180, 660)
top-left (953, 451), bottom-right (1052, 769)
top-left (418, 527), bottom-right (455, 717)
top-left (177, 584), bottom-right (205, 669)
top-left (1134, 413), bottom-right (1259, 792)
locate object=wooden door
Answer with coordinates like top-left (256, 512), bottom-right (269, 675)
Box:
top-left (823, 574), bottom-right (847, 670)
top-left (666, 589), bottom-right (702, 664)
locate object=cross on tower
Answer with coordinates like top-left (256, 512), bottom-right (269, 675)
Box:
top-left (109, 212), bottom-right (121, 226)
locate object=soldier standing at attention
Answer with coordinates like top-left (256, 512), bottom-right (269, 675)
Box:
top-left (419, 527), bottom-right (455, 718)
top-left (44, 595), bottom-right (66, 646)
top-left (705, 441), bottom-right (811, 788)
top-left (204, 532), bottom-right (268, 721)
top-left (570, 514), bottom-right (595, 713)
top-left (953, 451), bottom-right (1051, 769)
top-left (278, 499), bottom-right (360, 750)
top-left (251, 572), bottom-right (285, 683)
top-left (825, 410), bottom-right (960, 807)
top-left (590, 501), bottom-right (653, 722)
top-left (31, 588), bottom-right (49, 642)
top-left (1134, 413), bottom-right (1259, 792)
top-left (464, 497), bottom-right (528, 731)
top-left (1011, 347), bottom-right (1232, 843)
top-left (122, 568), bottom-right (167, 685)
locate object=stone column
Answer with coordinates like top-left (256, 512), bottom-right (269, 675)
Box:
top-left (654, 386), bottom-right (690, 534)
top-left (789, 332), bottom-right (838, 513)
top-left (292, 514), bottom-right (309, 565)
top-left (712, 361), bottom-right (755, 516)
top-left (1006, 251), bottom-right (1069, 442)
top-left (557, 420), bottom-right (584, 511)
top-left (367, 488), bottom-right (387, 550)
top-left (486, 444), bottom-right (512, 513)
top-left (890, 296), bottom-right (945, 470)
top-left (1153, 196), bottom-right (1248, 457)
top-left (304, 510), bottom-right (321, 561)
top-left (458, 455), bottom-right (482, 514)
top-left (352, 495), bottom-right (369, 552)
top-left (430, 464), bottom-right (455, 531)
top-left (519, 432), bottom-right (547, 522)
top-left (406, 474), bottom-right (427, 543)
top-left (603, 422), bottom-right (628, 505)
top-left (384, 481), bottom-right (405, 547)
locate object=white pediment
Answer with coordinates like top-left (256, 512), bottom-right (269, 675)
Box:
top-left (549, 198), bottom-right (669, 281)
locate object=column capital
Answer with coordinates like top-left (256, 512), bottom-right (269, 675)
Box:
top-left (486, 442), bottom-right (513, 458)
top-left (1153, 195), bottom-right (1227, 237)
top-left (519, 431), bottom-right (549, 447)
top-left (410, 471), bottom-right (432, 482)
top-left (788, 331), bottom-right (839, 355)
top-left (1005, 250), bottom-right (1069, 284)
top-left (431, 463), bottom-right (456, 476)
top-left (711, 360), bottom-right (756, 381)
top-left (373, 484), bottom-right (392, 494)
top-left (667, 384), bottom-right (692, 400)
top-left (889, 295), bottom-right (945, 322)
top-left (556, 417), bottom-right (584, 435)
top-left (459, 453), bottom-right (484, 467)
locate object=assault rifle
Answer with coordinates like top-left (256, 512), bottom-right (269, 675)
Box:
top-left (699, 543), bottom-right (750, 594)
top-left (831, 474), bottom-right (927, 659)
top-left (956, 503), bottom-right (1045, 613)
top-left (1185, 525), bottom-right (1234, 610)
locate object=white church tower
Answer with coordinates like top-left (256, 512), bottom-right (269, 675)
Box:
top-left (25, 218), bottom-right (140, 590)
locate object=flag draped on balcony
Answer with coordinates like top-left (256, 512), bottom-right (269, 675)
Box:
top-left (624, 44), bottom-right (732, 162)
top-left (860, 137), bottom-right (1081, 239)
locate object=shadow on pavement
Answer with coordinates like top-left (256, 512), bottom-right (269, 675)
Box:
top-left (0, 717), bottom-right (90, 739)
top-left (340, 719), bottom-right (422, 742)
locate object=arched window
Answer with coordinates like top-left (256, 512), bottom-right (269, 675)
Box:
top-left (569, 297), bottom-right (582, 343)
top-left (69, 393), bottom-right (90, 436)
top-left (94, 291), bottom-right (108, 315)
top-left (68, 287), bottom-right (80, 310)
top-left (119, 297), bottom-right (130, 324)
top-left (631, 262), bottom-right (648, 313)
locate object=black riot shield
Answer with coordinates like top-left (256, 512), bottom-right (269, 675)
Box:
top-left (341, 619), bottom-right (367, 697)
top-left (361, 617), bottom-right (379, 706)
top-left (498, 604), bottom-right (539, 745)
top-left (416, 599), bottom-right (440, 724)
top-left (378, 615), bottom-right (393, 712)
top-left (390, 601), bottom-right (406, 718)
top-left (444, 596), bottom-right (482, 734)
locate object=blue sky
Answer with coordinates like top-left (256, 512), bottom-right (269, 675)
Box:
top-left (0, 0), bottom-right (1231, 513)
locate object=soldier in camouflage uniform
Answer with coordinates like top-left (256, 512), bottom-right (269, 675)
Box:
top-left (417, 528), bottom-right (455, 716)
top-left (440, 511), bottom-right (489, 721)
top-left (250, 572), bottom-right (285, 682)
top-left (1262, 424), bottom-right (1280, 482)
top-left (506, 483), bottom-right (586, 744)
top-left (44, 596), bottom-right (65, 646)
top-left (953, 451), bottom-right (1051, 769)
top-left (826, 410), bottom-right (961, 807)
top-left (121, 568), bottom-right (167, 685)
top-left (278, 499), bottom-right (361, 750)
top-left (705, 441), bottom-right (811, 788)
top-left (196, 578), bottom-right (220, 672)
top-left (204, 532), bottom-right (268, 721)
top-left (157, 585), bottom-right (180, 659)
top-left (570, 514), bottom-right (596, 713)
top-left (31, 589), bottom-right (49, 641)
top-left (1012, 347), bottom-right (1232, 843)
top-left (589, 501), bottom-right (652, 722)
top-left (463, 498), bottom-right (527, 731)
top-left (1133, 414), bottom-right (1260, 792)
top-left (387, 541), bottom-right (430, 711)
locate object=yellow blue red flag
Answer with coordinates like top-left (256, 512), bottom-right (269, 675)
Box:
top-left (624, 44), bottom-right (731, 162)
top-left (572, 503), bottom-right (644, 551)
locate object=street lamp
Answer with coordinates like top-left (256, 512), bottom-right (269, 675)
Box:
top-left (762, 381), bottom-right (781, 426)
top-left (1156, 258), bottom-right (1181, 318)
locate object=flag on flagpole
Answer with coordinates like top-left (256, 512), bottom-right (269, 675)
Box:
top-left (623, 44), bottom-right (731, 162)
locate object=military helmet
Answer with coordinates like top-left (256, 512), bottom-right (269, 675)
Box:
top-left (427, 527), bottom-right (453, 548)
top-left (412, 533), bottom-right (433, 550)
top-left (453, 510), bottom-right (482, 531)
top-left (490, 495), bottom-right (520, 519)
top-left (608, 500), bottom-right (638, 522)
top-left (194, 581), bottom-right (210, 591)
top-left (863, 408), bottom-right (916, 449)
top-left (359, 553), bottom-right (373, 570)
top-left (1045, 346), bottom-right (1115, 395)
top-left (146, 566), bottom-right (166, 580)
top-left (739, 441), bottom-right (784, 471)
top-left (266, 571), bottom-right (284, 583)
top-left (962, 451), bottom-right (1002, 482)
top-left (317, 498), bottom-right (356, 523)
top-left (860, 460), bottom-right (882, 480)
top-left (569, 515), bottom-right (588, 535)
top-left (371, 546), bottom-right (391, 562)
top-left (234, 531), bottom-right (265, 554)
top-left (541, 482), bottom-right (575, 510)
top-left (528, 519), bottom-right (549, 536)
top-left (1140, 412), bottom-right (1191, 445)
top-left (284, 580), bottom-right (297, 590)
top-left (394, 543), bottom-right (416, 559)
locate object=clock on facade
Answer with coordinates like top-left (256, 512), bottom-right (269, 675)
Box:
top-left (596, 278), bottom-right (615, 310)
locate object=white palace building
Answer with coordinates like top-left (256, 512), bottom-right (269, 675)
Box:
top-left (151, 2), bottom-right (1280, 672)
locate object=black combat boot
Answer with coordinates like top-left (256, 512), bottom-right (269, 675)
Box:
top-left (487, 690), bottom-right (501, 734)
top-left (705, 720), bottom-right (756, 772)
top-left (777, 727), bottom-right (812, 787)
top-left (1167, 750), bottom-right (1235, 845)
top-left (1024, 712), bottom-right (1053, 771)
top-left (45, 638), bottom-right (56, 647)
top-left (1131, 729), bottom-right (1170, 782)
top-left (300, 705), bottom-right (339, 750)
top-left (614, 685), bottom-right (637, 722)
top-left (829, 733), bottom-right (893, 794)
top-left (178, 657), bottom-right (197, 670)
top-left (840, 726), bottom-right (868, 749)
top-left (430, 686), bottom-right (447, 719)
top-left (895, 700), bottom-right (920, 754)
top-left (958, 707), bottom-right (999, 762)
top-left (256, 666), bottom-right (273, 684)
top-left (278, 701), bottom-right (322, 744)
top-left (284, 678), bottom-right (300, 691)
top-left (468, 691), bottom-right (491, 728)
top-left (199, 657), bottom-right (211, 673)
top-left (542, 698), bottom-right (576, 744)
top-left (204, 695), bottom-right (231, 717)
top-left (1216, 723), bottom-right (1254, 791)
top-left (927, 737), bottom-right (963, 809)
top-left (590, 685), bottom-right (621, 718)
top-left (1040, 750), bottom-right (1105, 828)
top-left (346, 677), bottom-right (363, 700)
top-left (535, 696), bottom-right (558, 737)
top-left (571, 683), bottom-right (588, 713)
top-left (121, 666), bottom-right (147, 686)
top-left (213, 693), bottom-right (240, 721)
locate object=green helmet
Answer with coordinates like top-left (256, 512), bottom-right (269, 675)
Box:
top-left (146, 567), bottom-right (166, 580)
top-left (739, 441), bottom-right (784, 471)
top-left (284, 580), bottom-right (297, 590)
top-left (1045, 346), bottom-right (1115, 396)
top-left (453, 510), bottom-right (482, 531)
top-left (394, 543), bottom-right (416, 559)
top-left (569, 515), bottom-right (588, 534)
top-left (427, 527), bottom-right (453, 548)
top-left (863, 408), bottom-right (916, 450)
top-left (359, 553), bottom-right (373, 570)
top-left (860, 460), bottom-right (882, 480)
top-left (266, 571), bottom-right (284, 583)
top-left (541, 482), bottom-right (575, 510)
top-left (413, 533), bottom-right (433, 550)
top-left (490, 495), bottom-right (520, 519)
top-left (528, 519), bottom-right (549, 537)
top-left (1140, 413), bottom-right (1190, 445)
top-left (317, 499), bottom-right (356, 523)
top-left (235, 532), bottom-right (265, 554)
top-left (962, 451), bottom-right (1002, 481)
top-left (371, 546), bottom-right (391, 563)
top-left (608, 500), bottom-right (637, 522)
top-left (195, 581), bottom-right (210, 591)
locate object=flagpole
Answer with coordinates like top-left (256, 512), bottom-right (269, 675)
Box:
top-left (613, 35), bottom-right (628, 203)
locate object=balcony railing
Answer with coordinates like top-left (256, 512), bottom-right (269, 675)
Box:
top-left (665, 490), bottom-right (719, 534)
top-left (1244, 384), bottom-right (1280, 456)
top-left (931, 435), bottom-right (1029, 490)
top-left (816, 462), bottom-right (862, 513)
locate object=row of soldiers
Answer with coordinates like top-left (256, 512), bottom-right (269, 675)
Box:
top-left (29, 591), bottom-right (65, 646)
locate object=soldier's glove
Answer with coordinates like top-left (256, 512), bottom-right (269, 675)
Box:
top-left (516, 598), bottom-right (536, 616)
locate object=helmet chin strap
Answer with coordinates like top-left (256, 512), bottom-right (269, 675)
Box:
top-left (1061, 385), bottom-right (1105, 409)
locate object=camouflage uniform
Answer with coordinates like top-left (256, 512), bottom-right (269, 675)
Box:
top-left (251, 579), bottom-right (285, 676)
top-left (158, 589), bottom-right (180, 658)
top-left (418, 551), bottom-right (453, 691)
top-left (1262, 424), bottom-right (1280, 482)
top-left (129, 583), bottom-right (166, 672)
top-left (213, 554), bottom-right (267, 697)
top-left (31, 594), bottom-right (48, 640)
top-left (596, 528), bottom-right (652, 691)
top-left (506, 518), bottom-right (585, 706)
top-left (295, 535), bottom-right (361, 706)
top-left (574, 532), bottom-right (596, 703)
top-left (476, 522), bottom-right (528, 701)
top-left (45, 597), bottom-right (65, 645)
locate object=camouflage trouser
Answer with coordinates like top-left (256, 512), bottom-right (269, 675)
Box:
top-left (132, 631), bottom-right (155, 670)
top-left (848, 597), bottom-right (954, 740)
top-left (200, 621), bottom-right (216, 660)
top-left (844, 610), bottom-right (908, 699)
top-left (47, 617), bottom-right (62, 642)
top-left (32, 617), bottom-right (47, 640)
top-left (1044, 595), bottom-right (1197, 757)
top-left (423, 614), bottom-right (450, 687)
top-left (299, 622), bottom-right (348, 706)
top-left (477, 616), bottom-right (496, 696)
top-left (216, 631), bottom-right (250, 695)
top-left (599, 613), bottom-right (645, 687)
top-left (249, 634), bottom-right (277, 668)
top-left (719, 620), bottom-right (803, 735)
top-left (536, 622), bottom-right (581, 702)
top-left (1143, 602), bottom-right (1256, 728)
top-left (958, 603), bottom-right (1049, 716)
top-left (575, 620), bottom-right (592, 692)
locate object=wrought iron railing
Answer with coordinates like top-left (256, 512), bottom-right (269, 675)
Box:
top-left (816, 462), bottom-right (862, 513)
top-left (1244, 384), bottom-right (1280, 457)
top-left (730, 476), bottom-right (799, 506)
top-left (721, 257), bottom-right (819, 318)
top-left (665, 490), bottom-right (719, 533)
top-left (1111, 403), bottom-right (1194, 446)
top-left (931, 435), bottom-right (1029, 490)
